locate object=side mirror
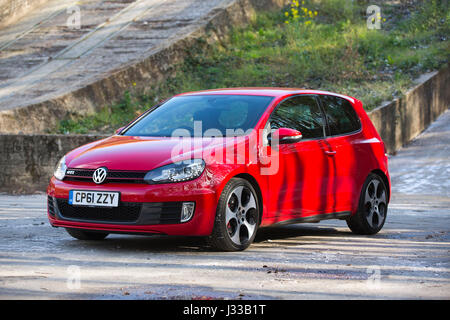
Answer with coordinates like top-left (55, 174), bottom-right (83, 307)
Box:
top-left (268, 128), bottom-right (302, 145)
top-left (115, 126), bottom-right (125, 135)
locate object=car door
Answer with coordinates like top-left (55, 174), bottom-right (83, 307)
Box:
top-left (262, 95), bottom-right (333, 221)
top-left (318, 94), bottom-right (363, 213)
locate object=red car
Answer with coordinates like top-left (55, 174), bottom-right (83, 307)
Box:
top-left (47, 88), bottom-right (390, 251)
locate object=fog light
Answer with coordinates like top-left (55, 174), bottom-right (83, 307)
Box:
top-left (181, 202), bottom-right (195, 223)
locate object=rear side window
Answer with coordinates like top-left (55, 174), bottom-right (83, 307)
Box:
top-left (269, 95), bottom-right (325, 139)
top-left (321, 95), bottom-right (361, 136)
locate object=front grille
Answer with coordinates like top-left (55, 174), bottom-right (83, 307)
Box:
top-left (56, 199), bottom-right (141, 223)
top-left (64, 168), bottom-right (147, 184)
top-left (53, 199), bottom-right (186, 225)
top-left (67, 169), bottom-right (94, 177)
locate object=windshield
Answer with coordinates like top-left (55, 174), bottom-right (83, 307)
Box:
top-left (123, 95), bottom-right (274, 137)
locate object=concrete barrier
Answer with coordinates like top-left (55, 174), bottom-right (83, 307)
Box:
top-left (0, 68), bottom-right (448, 193)
top-left (0, 134), bottom-right (107, 193)
top-left (368, 65), bottom-right (450, 154)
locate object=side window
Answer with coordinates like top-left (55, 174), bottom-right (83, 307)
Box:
top-left (321, 95), bottom-right (361, 136)
top-left (270, 95), bottom-right (325, 139)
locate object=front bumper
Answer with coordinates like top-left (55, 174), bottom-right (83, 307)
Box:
top-left (47, 174), bottom-right (219, 236)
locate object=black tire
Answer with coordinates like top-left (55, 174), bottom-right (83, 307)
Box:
top-left (208, 178), bottom-right (260, 251)
top-left (65, 228), bottom-right (109, 240)
top-left (347, 173), bottom-right (388, 235)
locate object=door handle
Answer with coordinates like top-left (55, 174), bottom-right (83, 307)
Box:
top-left (324, 150), bottom-right (337, 156)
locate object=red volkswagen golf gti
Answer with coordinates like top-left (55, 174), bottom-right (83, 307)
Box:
top-left (47, 88), bottom-right (390, 251)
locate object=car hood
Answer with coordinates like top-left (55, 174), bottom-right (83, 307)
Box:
top-left (66, 135), bottom-right (246, 171)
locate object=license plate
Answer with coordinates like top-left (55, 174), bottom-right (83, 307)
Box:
top-left (69, 190), bottom-right (120, 207)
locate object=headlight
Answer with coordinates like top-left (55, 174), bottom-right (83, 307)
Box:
top-left (54, 156), bottom-right (67, 180)
top-left (144, 159), bottom-right (205, 184)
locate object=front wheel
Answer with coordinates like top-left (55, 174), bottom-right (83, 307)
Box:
top-left (208, 178), bottom-right (260, 251)
top-left (65, 228), bottom-right (109, 240)
top-left (347, 173), bottom-right (388, 235)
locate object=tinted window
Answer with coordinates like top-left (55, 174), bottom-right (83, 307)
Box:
top-left (124, 95), bottom-right (274, 137)
top-left (321, 95), bottom-right (361, 136)
top-left (269, 95), bottom-right (325, 139)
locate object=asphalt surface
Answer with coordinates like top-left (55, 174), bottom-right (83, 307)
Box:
top-left (0, 110), bottom-right (449, 300)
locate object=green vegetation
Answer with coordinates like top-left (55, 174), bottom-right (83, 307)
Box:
top-left (54, 0), bottom-right (449, 134)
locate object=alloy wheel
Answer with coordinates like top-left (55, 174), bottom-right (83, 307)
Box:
top-left (225, 186), bottom-right (258, 246)
top-left (363, 179), bottom-right (387, 229)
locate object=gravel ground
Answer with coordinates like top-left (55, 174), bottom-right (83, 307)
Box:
top-left (0, 110), bottom-right (449, 300)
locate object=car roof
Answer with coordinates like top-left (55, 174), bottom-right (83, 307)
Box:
top-left (176, 88), bottom-right (355, 102)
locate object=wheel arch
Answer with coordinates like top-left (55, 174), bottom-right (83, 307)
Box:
top-left (234, 173), bottom-right (264, 225)
top-left (371, 169), bottom-right (390, 202)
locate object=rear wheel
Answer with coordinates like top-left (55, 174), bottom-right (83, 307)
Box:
top-left (347, 173), bottom-right (388, 235)
top-left (65, 228), bottom-right (109, 240)
top-left (208, 178), bottom-right (260, 251)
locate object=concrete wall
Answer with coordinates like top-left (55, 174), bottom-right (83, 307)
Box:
top-left (0, 0), bottom-right (49, 27)
top-left (0, 65), bottom-right (448, 193)
top-left (0, 134), bottom-right (107, 193)
top-left (367, 65), bottom-right (450, 154)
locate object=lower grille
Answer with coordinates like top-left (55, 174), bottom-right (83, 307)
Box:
top-left (53, 199), bottom-right (186, 225)
top-left (48, 196), bottom-right (56, 216)
top-left (139, 202), bottom-right (183, 225)
top-left (56, 199), bottom-right (141, 223)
